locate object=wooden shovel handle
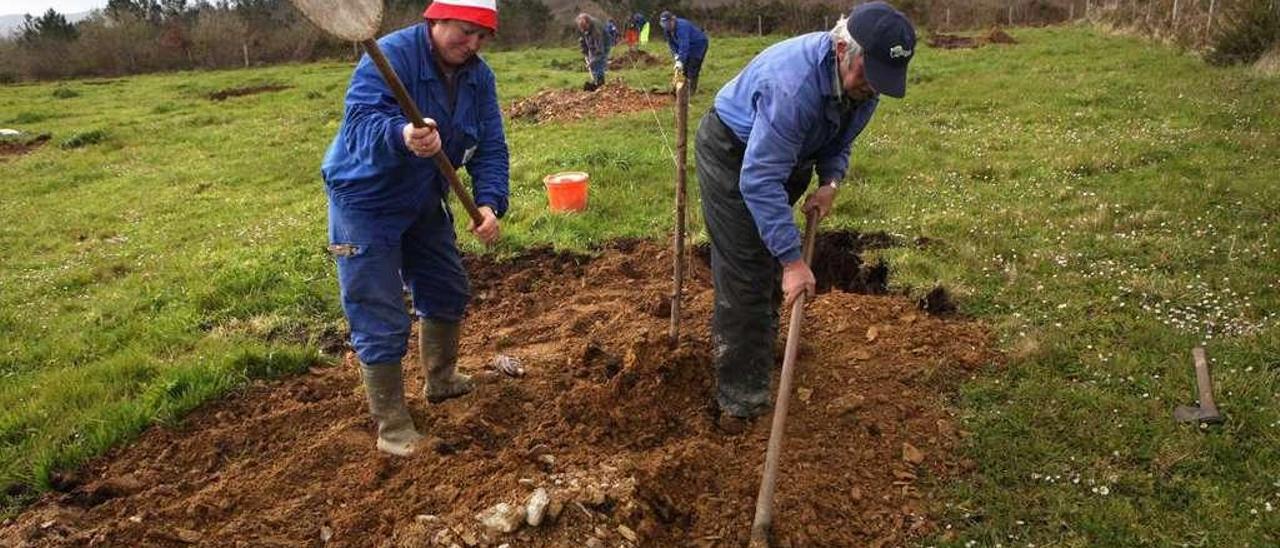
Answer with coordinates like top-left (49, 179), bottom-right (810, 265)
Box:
top-left (361, 39), bottom-right (484, 227)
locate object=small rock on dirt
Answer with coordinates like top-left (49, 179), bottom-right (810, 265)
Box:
top-left (546, 498), bottom-right (564, 522)
top-left (902, 442), bottom-right (925, 465)
top-left (414, 514), bottom-right (439, 524)
top-left (526, 488), bottom-right (550, 526)
top-left (866, 326), bottom-right (879, 342)
top-left (585, 538), bottom-right (605, 548)
top-left (477, 502), bottom-right (525, 534)
top-left (618, 524), bottom-right (638, 542)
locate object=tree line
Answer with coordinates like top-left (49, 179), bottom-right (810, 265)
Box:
top-left (1, 0), bottom-right (1275, 82)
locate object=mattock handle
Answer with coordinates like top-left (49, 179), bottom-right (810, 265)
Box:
top-left (361, 39), bottom-right (484, 227)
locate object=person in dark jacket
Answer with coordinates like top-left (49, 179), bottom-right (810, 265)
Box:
top-left (576, 13), bottom-right (611, 91)
top-left (695, 2), bottom-right (916, 434)
top-left (321, 0), bottom-right (508, 456)
top-left (659, 11), bottom-right (709, 94)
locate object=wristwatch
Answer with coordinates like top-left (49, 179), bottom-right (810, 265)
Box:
top-left (821, 180), bottom-right (839, 190)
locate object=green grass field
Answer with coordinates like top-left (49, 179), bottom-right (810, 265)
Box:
top-left (1, 24), bottom-right (1277, 545)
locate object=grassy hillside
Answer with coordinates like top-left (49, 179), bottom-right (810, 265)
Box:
top-left (1, 24), bottom-right (1277, 545)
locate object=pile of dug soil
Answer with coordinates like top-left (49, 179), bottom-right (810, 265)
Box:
top-left (1, 235), bottom-right (996, 547)
top-left (0, 133), bottom-right (50, 158)
top-left (928, 27), bottom-right (1018, 49)
top-left (608, 50), bottom-right (666, 70)
top-left (208, 84), bottom-right (290, 101)
top-left (506, 81), bottom-right (672, 124)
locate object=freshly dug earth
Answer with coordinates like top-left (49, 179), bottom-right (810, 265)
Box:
top-left (608, 50), bottom-right (666, 70)
top-left (506, 81), bottom-right (673, 124)
top-left (0, 134), bottom-right (50, 158)
top-left (928, 27), bottom-right (1018, 49)
top-left (2, 236), bottom-right (996, 547)
top-left (208, 85), bottom-right (290, 101)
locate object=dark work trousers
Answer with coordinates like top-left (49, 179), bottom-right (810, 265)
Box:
top-left (696, 109), bottom-right (814, 418)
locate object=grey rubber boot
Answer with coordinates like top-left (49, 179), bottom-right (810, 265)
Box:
top-left (360, 362), bottom-right (423, 456)
top-left (420, 319), bottom-right (474, 403)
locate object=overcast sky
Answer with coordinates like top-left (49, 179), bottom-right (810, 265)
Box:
top-left (1, 0), bottom-right (107, 16)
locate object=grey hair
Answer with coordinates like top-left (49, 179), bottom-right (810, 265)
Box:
top-left (830, 16), bottom-right (862, 69)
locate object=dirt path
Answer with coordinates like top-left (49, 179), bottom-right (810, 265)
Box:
top-left (2, 236), bottom-right (996, 547)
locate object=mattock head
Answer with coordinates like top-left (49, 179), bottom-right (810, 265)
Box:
top-left (290, 0), bottom-right (383, 42)
top-left (1173, 404), bottom-right (1223, 425)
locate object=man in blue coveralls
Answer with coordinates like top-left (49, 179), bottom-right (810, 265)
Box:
top-left (659, 11), bottom-right (708, 94)
top-left (696, 2), bottom-right (916, 434)
top-left (321, 0), bottom-right (508, 456)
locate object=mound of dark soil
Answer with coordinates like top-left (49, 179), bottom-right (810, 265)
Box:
top-left (2, 238), bottom-right (996, 547)
top-left (609, 50), bottom-right (666, 70)
top-left (0, 133), bottom-right (50, 158)
top-left (209, 85), bottom-right (290, 101)
top-left (506, 81), bottom-right (672, 124)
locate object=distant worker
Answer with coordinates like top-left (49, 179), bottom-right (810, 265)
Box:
top-left (605, 19), bottom-right (620, 48)
top-left (321, 0), bottom-right (509, 455)
top-left (695, 2), bottom-right (916, 434)
top-left (576, 13), bottom-right (611, 91)
top-left (625, 12), bottom-right (646, 51)
top-left (659, 11), bottom-right (709, 94)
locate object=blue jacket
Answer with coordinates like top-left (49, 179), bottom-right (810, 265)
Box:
top-left (663, 17), bottom-right (708, 64)
top-left (713, 32), bottom-right (879, 263)
top-left (630, 13), bottom-right (646, 31)
top-left (322, 23), bottom-right (509, 217)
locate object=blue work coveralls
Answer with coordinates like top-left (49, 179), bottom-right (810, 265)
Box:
top-left (663, 17), bottom-right (709, 85)
top-left (697, 32), bottom-right (878, 417)
top-left (321, 23), bottom-right (509, 366)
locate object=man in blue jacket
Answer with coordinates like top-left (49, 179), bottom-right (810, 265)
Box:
top-left (695, 2), bottom-right (916, 433)
top-left (321, 0), bottom-right (508, 456)
top-left (659, 11), bottom-right (708, 94)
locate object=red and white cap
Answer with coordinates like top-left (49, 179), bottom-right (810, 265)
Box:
top-left (423, 0), bottom-right (498, 32)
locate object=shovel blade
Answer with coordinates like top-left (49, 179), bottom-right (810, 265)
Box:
top-left (291, 0), bottom-right (383, 42)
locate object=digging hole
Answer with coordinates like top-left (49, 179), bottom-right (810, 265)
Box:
top-left (694, 230), bottom-right (896, 295)
top-left (208, 85), bottom-right (290, 101)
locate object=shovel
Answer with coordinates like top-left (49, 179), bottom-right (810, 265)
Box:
top-left (289, 0), bottom-right (484, 227)
top-left (749, 209), bottom-right (820, 547)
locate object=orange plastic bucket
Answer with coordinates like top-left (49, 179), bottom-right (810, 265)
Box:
top-left (543, 171), bottom-right (589, 212)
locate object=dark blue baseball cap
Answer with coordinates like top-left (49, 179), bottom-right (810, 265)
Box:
top-left (847, 1), bottom-right (917, 98)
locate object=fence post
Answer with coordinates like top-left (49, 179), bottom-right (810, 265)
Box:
top-left (1206, 0), bottom-right (1216, 42)
top-left (242, 42), bottom-right (249, 68)
top-left (946, 7), bottom-right (951, 28)
top-left (1172, 0), bottom-right (1179, 29)
top-left (757, 15), bottom-right (762, 36)
top-left (1008, 4), bottom-right (1013, 26)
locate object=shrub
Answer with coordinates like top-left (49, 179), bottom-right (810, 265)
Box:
top-left (60, 130), bottom-right (108, 149)
top-left (1208, 0), bottom-right (1280, 65)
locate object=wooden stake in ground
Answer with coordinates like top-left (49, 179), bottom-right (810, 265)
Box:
top-left (750, 209), bottom-right (820, 547)
top-left (287, 0), bottom-right (484, 227)
top-left (669, 69), bottom-right (690, 348)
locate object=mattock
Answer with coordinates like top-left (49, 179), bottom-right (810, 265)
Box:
top-left (749, 209), bottom-right (820, 547)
